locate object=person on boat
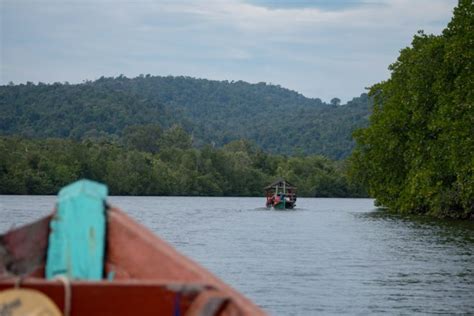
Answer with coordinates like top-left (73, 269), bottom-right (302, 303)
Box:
top-left (273, 194), bottom-right (281, 206)
top-left (266, 195), bottom-right (274, 207)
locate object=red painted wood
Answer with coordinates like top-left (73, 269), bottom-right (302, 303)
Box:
top-left (0, 215), bottom-right (51, 275)
top-left (0, 279), bottom-right (196, 316)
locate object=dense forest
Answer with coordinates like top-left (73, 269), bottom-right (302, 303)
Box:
top-left (350, 0), bottom-right (473, 219)
top-left (0, 134), bottom-right (366, 197)
top-left (0, 76), bottom-right (370, 159)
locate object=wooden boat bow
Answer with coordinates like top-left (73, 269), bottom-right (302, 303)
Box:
top-left (0, 206), bottom-right (266, 315)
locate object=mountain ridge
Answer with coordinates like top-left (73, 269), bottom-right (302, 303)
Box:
top-left (0, 75), bottom-right (371, 159)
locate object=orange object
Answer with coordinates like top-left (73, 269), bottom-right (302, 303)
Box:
top-left (0, 207), bottom-right (266, 316)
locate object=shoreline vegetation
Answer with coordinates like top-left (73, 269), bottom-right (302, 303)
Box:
top-left (0, 135), bottom-right (367, 198)
top-left (350, 0), bottom-right (473, 219)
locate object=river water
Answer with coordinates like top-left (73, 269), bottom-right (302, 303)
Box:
top-left (1, 196), bottom-right (473, 315)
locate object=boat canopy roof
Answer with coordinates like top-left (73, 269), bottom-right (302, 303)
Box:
top-left (264, 178), bottom-right (297, 191)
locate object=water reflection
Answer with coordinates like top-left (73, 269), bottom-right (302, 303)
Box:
top-left (356, 208), bottom-right (474, 314)
top-left (360, 208), bottom-right (474, 245)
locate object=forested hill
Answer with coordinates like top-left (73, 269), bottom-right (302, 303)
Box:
top-left (0, 76), bottom-right (371, 159)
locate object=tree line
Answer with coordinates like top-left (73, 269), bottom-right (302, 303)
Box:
top-left (0, 132), bottom-right (366, 197)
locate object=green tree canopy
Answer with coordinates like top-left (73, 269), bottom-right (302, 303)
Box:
top-left (350, 0), bottom-right (473, 219)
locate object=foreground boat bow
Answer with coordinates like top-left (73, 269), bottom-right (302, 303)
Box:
top-left (0, 185), bottom-right (265, 315)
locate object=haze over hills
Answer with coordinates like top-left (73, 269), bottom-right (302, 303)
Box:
top-left (0, 75), bottom-right (371, 159)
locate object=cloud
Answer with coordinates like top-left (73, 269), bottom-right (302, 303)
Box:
top-left (1, 0), bottom-right (457, 101)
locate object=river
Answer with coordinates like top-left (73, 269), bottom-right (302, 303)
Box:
top-left (1, 196), bottom-right (473, 315)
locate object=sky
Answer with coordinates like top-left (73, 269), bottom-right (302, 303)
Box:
top-left (0, 0), bottom-right (458, 102)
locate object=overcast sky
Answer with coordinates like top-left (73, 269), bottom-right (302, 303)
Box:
top-left (1, 0), bottom-right (457, 102)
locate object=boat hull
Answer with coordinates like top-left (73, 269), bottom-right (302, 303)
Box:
top-left (267, 200), bottom-right (295, 209)
top-left (0, 207), bottom-right (266, 315)
top-left (273, 201), bottom-right (295, 209)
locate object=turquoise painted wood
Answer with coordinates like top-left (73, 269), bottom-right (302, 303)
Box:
top-left (46, 179), bottom-right (108, 280)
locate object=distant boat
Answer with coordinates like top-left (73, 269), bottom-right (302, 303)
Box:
top-left (0, 180), bottom-right (265, 316)
top-left (264, 179), bottom-right (297, 209)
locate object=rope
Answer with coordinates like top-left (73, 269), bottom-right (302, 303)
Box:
top-left (14, 275), bottom-right (24, 289)
top-left (54, 275), bottom-right (71, 316)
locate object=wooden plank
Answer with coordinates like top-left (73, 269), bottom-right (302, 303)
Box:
top-left (0, 215), bottom-right (51, 276)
